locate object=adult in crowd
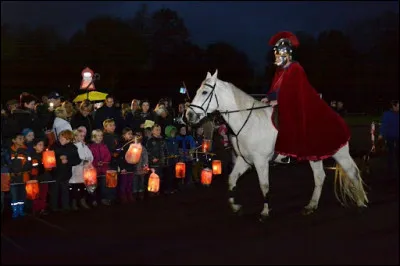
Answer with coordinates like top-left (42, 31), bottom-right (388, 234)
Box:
top-left (52, 107), bottom-right (73, 140)
top-left (43, 91), bottom-right (63, 130)
top-left (137, 99), bottom-right (155, 130)
top-left (124, 99), bottom-right (142, 133)
top-left (94, 95), bottom-right (123, 133)
top-left (378, 100), bottom-right (399, 178)
top-left (70, 100), bottom-right (95, 143)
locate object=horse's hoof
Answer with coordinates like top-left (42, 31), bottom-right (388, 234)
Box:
top-left (301, 207), bottom-right (315, 216)
top-left (259, 215), bottom-right (269, 223)
top-left (357, 205), bottom-right (367, 214)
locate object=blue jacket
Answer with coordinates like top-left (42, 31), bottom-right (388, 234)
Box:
top-left (176, 135), bottom-right (196, 162)
top-left (380, 110), bottom-right (399, 140)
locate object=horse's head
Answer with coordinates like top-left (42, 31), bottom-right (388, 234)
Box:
top-left (186, 70), bottom-right (220, 125)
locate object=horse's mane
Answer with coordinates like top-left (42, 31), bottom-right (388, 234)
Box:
top-left (220, 80), bottom-right (271, 120)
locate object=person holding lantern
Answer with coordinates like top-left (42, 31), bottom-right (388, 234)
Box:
top-left (116, 127), bottom-right (136, 203)
top-left (28, 138), bottom-right (52, 215)
top-left (132, 133), bottom-right (149, 201)
top-left (146, 124), bottom-right (167, 195)
top-left (49, 130), bottom-right (81, 212)
top-left (88, 129), bottom-right (112, 206)
top-left (102, 119), bottom-right (120, 171)
top-left (8, 132), bottom-right (32, 218)
top-left (176, 125), bottom-right (196, 189)
top-left (260, 31), bottom-right (350, 161)
top-left (165, 125), bottom-right (179, 194)
top-left (70, 129), bottom-right (94, 210)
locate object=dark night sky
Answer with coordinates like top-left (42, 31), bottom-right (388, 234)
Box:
top-left (1, 1), bottom-right (399, 72)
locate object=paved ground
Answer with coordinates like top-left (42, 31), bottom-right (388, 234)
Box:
top-left (2, 155), bottom-right (398, 265)
top-left (2, 125), bottom-right (398, 265)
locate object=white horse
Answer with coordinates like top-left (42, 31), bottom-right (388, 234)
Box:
top-left (186, 70), bottom-right (368, 221)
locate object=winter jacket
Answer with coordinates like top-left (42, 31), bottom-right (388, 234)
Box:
top-left (52, 117), bottom-right (72, 139)
top-left (165, 136), bottom-right (179, 166)
top-left (70, 142), bottom-right (94, 184)
top-left (124, 110), bottom-right (142, 133)
top-left (176, 134), bottom-right (196, 162)
top-left (103, 132), bottom-right (119, 169)
top-left (88, 142), bottom-right (111, 176)
top-left (380, 110), bottom-right (399, 140)
top-left (9, 108), bottom-right (45, 139)
top-left (52, 142), bottom-right (81, 182)
top-left (117, 140), bottom-right (136, 173)
top-left (146, 136), bottom-right (167, 168)
top-left (29, 150), bottom-right (52, 182)
top-left (9, 144), bottom-right (32, 183)
top-left (70, 112), bottom-right (95, 143)
top-left (94, 106), bottom-right (123, 133)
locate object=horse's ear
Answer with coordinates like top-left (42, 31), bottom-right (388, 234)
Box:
top-left (212, 69), bottom-right (218, 79)
top-left (206, 72), bottom-right (212, 79)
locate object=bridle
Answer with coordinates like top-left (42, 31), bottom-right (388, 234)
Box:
top-left (188, 81), bottom-right (272, 166)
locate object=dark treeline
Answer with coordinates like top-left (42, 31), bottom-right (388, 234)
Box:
top-left (1, 5), bottom-right (398, 113)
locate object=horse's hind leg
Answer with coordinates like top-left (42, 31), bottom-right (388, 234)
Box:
top-left (254, 159), bottom-right (271, 220)
top-left (303, 160), bottom-right (326, 215)
top-left (228, 156), bottom-right (251, 214)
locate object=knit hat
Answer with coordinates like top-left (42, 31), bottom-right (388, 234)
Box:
top-left (165, 125), bottom-right (177, 138)
top-left (21, 128), bottom-right (33, 137)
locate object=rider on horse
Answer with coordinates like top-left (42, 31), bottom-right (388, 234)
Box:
top-left (261, 31), bottom-right (351, 161)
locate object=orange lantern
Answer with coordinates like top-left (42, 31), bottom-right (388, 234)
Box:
top-left (42, 150), bottom-right (56, 169)
top-left (83, 164), bottom-right (97, 186)
top-left (212, 160), bottom-right (222, 175)
top-left (125, 143), bottom-right (142, 164)
top-left (106, 170), bottom-right (118, 188)
top-left (175, 162), bottom-right (186, 178)
top-left (80, 67), bottom-right (96, 90)
top-left (1, 173), bottom-right (11, 192)
top-left (202, 139), bottom-right (212, 152)
top-left (148, 170), bottom-right (160, 193)
top-left (201, 168), bottom-right (213, 186)
top-left (25, 180), bottom-right (39, 200)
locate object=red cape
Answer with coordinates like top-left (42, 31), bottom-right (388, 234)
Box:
top-left (269, 62), bottom-right (350, 161)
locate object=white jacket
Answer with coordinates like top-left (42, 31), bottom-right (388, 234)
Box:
top-left (70, 142), bottom-right (94, 184)
top-left (52, 117), bottom-right (72, 138)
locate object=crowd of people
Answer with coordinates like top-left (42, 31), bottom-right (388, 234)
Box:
top-left (1, 92), bottom-right (233, 218)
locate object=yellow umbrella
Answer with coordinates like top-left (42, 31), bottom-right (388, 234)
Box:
top-left (73, 91), bottom-right (108, 103)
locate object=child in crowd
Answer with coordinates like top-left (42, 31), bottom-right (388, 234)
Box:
top-left (176, 125), bottom-right (196, 189)
top-left (192, 126), bottom-right (205, 185)
top-left (50, 130), bottom-right (81, 212)
top-left (116, 127), bottom-right (135, 203)
top-left (88, 129), bottom-right (112, 206)
top-left (103, 119), bottom-right (119, 170)
top-left (9, 132), bottom-right (31, 218)
top-left (132, 134), bottom-right (148, 201)
top-left (146, 124), bottom-right (167, 194)
top-left (29, 138), bottom-right (52, 215)
top-left (22, 128), bottom-right (35, 154)
top-left (165, 125), bottom-right (179, 194)
top-left (70, 129), bottom-right (94, 210)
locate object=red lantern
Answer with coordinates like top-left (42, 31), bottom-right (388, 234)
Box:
top-left (83, 164), bottom-right (97, 187)
top-left (80, 67), bottom-right (96, 90)
top-left (175, 162), bottom-right (186, 178)
top-left (26, 180), bottom-right (40, 200)
top-left (201, 168), bottom-right (213, 186)
top-left (106, 170), bottom-right (118, 188)
top-left (148, 170), bottom-right (160, 193)
top-left (202, 139), bottom-right (212, 153)
top-left (1, 173), bottom-right (10, 192)
top-left (212, 160), bottom-right (222, 175)
top-left (42, 150), bottom-right (56, 169)
top-left (125, 143), bottom-right (142, 164)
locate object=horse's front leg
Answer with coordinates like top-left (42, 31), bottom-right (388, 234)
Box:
top-left (228, 156), bottom-right (251, 214)
top-left (254, 159), bottom-right (271, 221)
top-left (303, 160), bottom-right (326, 215)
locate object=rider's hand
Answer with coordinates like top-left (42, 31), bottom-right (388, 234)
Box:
top-left (270, 100), bottom-right (278, 106)
top-left (261, 98), bottom-right (269, 103)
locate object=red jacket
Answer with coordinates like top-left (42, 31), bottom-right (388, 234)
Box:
top-left (88, 142), bottom-right (111, 176)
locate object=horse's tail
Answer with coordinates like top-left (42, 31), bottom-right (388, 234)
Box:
top-left (333, 160), bottom-right (368, 207)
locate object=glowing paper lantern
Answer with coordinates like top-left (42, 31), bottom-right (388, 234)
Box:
top-left (83, 164), bottom-right (97, 193)
top-left (25, 180), bottom-right (39, 200)
top-left (1, 173), bottom-right (10, 192)
top-left (80, 67), bottom-right (96, 90)
top-left (175, 162), bottom-right (186, 178)
top-left (125, 143), bottom-right (142, 164)
top-left (42, 150), bottom-right (56, 169)
top-left (148, 170), bottom-right (160, 193)
top-left (106, 170), bottom-right (118, 188)
top-left (201, 168), bottom-right (213, 186)
top-left (212, 160), bottom-right (222, 175)
top-left (202, 139), bottom-right (212, 153)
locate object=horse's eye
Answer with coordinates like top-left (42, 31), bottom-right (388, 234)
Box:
top-left (202, 91), bottom-right (208, 95)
